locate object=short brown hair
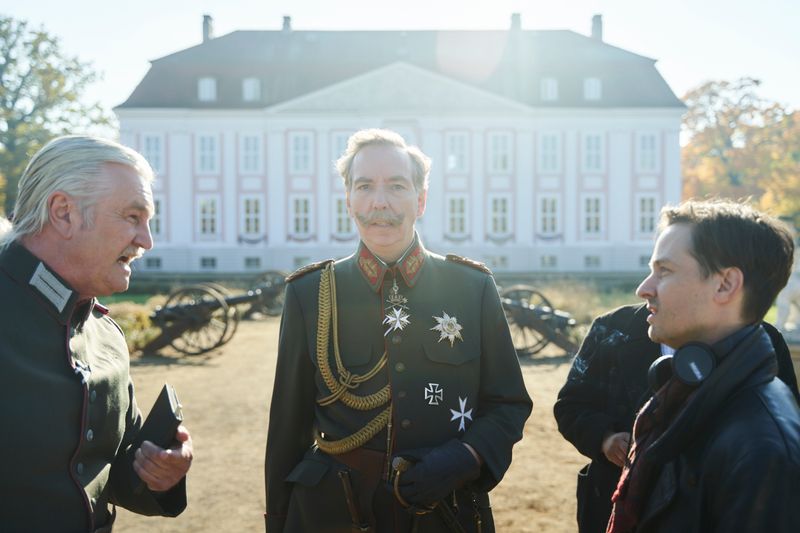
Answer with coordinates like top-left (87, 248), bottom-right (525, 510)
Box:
top-left (335, 129), bottom-right (431, 191)
top-left (659, 199), bottom-right (794, 322)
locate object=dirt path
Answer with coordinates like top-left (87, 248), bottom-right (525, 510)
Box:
top-left (115, 318), bottom-right (586, 532)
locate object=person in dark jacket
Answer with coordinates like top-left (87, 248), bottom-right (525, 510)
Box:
top-left (264, 129), bottom-right (532, 532)
top-left (604, 199), bottom-right (800, 533)
top-left (0, 136), bottom-right (193, 532)
top-left (554, 303), bottom-right (799, 533)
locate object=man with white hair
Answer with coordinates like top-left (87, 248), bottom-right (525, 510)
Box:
top-left (0, 135), bottom-right (192, 532)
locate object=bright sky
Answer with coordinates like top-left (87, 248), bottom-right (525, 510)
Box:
top-left (3, 0), bottom-right (799, 115)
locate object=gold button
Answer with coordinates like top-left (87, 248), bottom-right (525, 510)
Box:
top-left (401, 419), bottom-right (411, 429)
top-left (398, 390), bottom-right (407, 399)
top-left (395, 362), bottom-right (405, 372)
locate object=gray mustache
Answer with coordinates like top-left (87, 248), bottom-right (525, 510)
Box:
top-left (356, 212), bottom-right (404, 226)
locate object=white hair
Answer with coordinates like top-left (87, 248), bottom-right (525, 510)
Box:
top-left (335, 128), bottom-right (431, 192)
top-left (0, 135), bottom-right (154, 251)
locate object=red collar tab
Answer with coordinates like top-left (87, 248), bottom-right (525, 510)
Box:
top-left (398, 242), bottom-right (425, 287)
top-left (357, 243), bottom-right (388, 292)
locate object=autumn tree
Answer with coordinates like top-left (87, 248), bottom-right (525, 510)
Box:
top-left (681, 78), bottom-right (800, 226)
top-left (0, 15), bottom-right (111, 215)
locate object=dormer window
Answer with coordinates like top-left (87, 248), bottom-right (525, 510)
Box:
top-left (540, 78), bottom-right (558, 101)
top-left (584, 77), bottom-right (602, 101)
top-left (198, 77), bottom-right (217, 101)
top-left (242, 78), bottom-right (261, 102)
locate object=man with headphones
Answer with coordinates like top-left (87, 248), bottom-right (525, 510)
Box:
top-left (602, 200), bottom-right (800, 533)
top-left (554, 302), bottom-right (799, 533)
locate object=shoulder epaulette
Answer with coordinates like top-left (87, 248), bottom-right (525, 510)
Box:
top-left (445, 254), bottom-right (492, 275)
top-left (286, 259), bottom-right (334, 283)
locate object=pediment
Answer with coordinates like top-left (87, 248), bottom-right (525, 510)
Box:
top-left (267, 62), bottom-right (531, 115)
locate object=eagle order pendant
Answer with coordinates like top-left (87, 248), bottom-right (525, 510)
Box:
top-left (383, 279), bottom-right (410, 336)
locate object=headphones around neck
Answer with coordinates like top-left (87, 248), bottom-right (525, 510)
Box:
top-left (647, 342), bottom-right (717, 391)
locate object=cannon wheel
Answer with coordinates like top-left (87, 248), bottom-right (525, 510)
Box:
top-left (200, 282), bottom-right (240, 346)
top-left (501, 284), bottom-right (554, 357)
top-left (164, 285), bottom-right (231, 356)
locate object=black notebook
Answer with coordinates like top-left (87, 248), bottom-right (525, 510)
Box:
top-left (132, 383), bottom-right (183, 493)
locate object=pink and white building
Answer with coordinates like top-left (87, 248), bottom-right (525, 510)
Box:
top-left (116, 14), bottom-right (684, 274)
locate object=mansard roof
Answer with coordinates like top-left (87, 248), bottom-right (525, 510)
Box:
top-left (118, 28), bottom-right (684, 110)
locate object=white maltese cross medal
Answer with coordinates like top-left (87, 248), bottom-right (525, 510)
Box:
top-left (431, 312), bottom-right (463, 347)
top-left (450, 396), bottom-right (473, 432)
top-left (383, 279), bottom-right (410, 336)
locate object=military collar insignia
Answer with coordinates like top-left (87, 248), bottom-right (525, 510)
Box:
top-left (431, 312), bottom-right (464, 347)
top-left (357, 244), bottom-right (386, 291)
top-left (356, 237), bottom-right (426, 292)
top-left (0, 243), bottom-right (80, 324)
top-left (450, 396), bottom-right (473, 432)
top-left (29, 262), bottom-right (73, 313)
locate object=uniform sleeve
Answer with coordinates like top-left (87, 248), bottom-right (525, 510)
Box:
top-left (460, 275), bottom-right (533, 491)
top-left (108, 379), bottom-right (187, 516)
top-left (264, 283), bottom-right (317, 532)
top-left (553, 315), bottom-right (619, 462)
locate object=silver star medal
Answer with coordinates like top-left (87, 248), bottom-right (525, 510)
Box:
top-left (431, 312), bottom-right (463, 347)
top-left (383, 278), bottom-right (410, 336)
top-left (450, 396), bottom-right (473, 432)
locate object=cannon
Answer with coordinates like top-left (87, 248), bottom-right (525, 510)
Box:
top-left (500, 285), bottom-right (578, 357)
top-left (142, 271), bottom-right (286, 356)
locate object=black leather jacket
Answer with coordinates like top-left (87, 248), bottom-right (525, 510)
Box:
top-left (637, 326), bottom-right (800, 532)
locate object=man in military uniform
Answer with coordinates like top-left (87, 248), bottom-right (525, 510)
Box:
top-left (264, 129), bottom-right (532, 532)
top-left (0, 135), bottom-right (193, 532)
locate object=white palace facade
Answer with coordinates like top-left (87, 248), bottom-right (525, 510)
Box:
top-left (116, 14), bottom-right (684, 275)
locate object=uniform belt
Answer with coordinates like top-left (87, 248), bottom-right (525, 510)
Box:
top-left (331, 447), bottom-right (386, 477)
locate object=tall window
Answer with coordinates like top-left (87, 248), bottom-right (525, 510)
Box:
top-left (583, 195), bottom-right (603, 236)
top-left (489, 195), bottom-right (511, 237)
top-left (445, 132), bottom-right (469, 173)
top-left (538, 133), bottom-right (561, 173)
top-left (584, 77), bottom-right (602, 101)
top-left (198, 197), bottom-right (219, 237)
top-left (540, 77), bottom-right (558, 101)
top-left (446, 195), bottom-right (468, 237)
top-left (637, 133), bottom-right (659, 172)
top-left (582, 133), bottom-right (604, 173)
top-left (488, 132), bottom-right (512, 173)
top-left (240, 135), bottom-right (262, 174)
top-left (142, 134), bottom-right (164, 175)
top-left (332, 196), bottom-right (353, 237)
top-left (289, 132), bottom-right (313, 174)
top-left (242, 78), bottom-right (261, 102)
top-left (196, 135), bottom-right (219, 174)
top-left (241, 196), bottom-right (262, 236)
top-left (291, 195), bottom-right (312, 237)
top-left (332, 132), bottom-right (350, 160)
top-left (198, 77), bottom-right (217, 101)
top-left (150, 197), bottom-right (163, 238)
top-left (538, 195), bottom-right (560, 236)
top-left (637, 195), bottom-right (658, 236)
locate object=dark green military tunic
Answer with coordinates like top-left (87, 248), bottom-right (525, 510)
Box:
top-left (265, 238), bottom-right (532, 532)
top-left (0, 242), bottom-right (186, 532)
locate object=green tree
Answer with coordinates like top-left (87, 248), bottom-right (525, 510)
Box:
top-left (682, 78), bottom-right (799, 226)
top-left (0, 15), bottom-right (111, 215)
